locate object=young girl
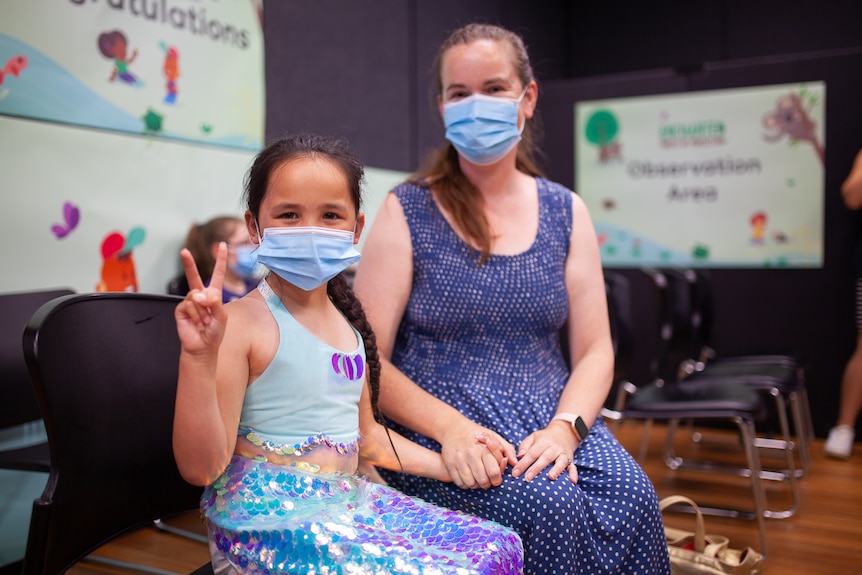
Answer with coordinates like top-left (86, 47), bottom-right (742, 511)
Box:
top-left (172, 133), bottom-right (523, 575)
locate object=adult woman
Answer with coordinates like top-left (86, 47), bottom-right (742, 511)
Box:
top-left (353, 23), bottom-right (670, 574)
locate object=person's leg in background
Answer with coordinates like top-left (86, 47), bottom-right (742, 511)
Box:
top-left (825, 280), bottom-right (862, 459)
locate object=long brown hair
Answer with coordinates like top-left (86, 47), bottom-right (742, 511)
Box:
top-left (411, 23), bottom-right (546, 263)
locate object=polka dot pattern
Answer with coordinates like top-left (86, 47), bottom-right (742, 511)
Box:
top-left (380, 180), bottom-right (671, 575)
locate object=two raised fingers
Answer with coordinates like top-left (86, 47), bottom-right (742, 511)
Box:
top-left (181, 242), bottom-right (227, 295)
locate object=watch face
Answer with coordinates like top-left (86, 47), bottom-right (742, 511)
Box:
top-left (573, 416), bottom-right (589, 440)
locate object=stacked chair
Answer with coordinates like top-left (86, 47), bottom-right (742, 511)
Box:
top-left (673, 268), bottom-right (813, 481)
top-left (20, 292), bottom-right (212, 575)
top-left (604, 269), bottom-right (771, 555)
top-left (656, 268), bottom-right (806, 521)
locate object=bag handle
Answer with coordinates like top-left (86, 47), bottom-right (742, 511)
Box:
top-left (659, 495), bottom-right (705, 553)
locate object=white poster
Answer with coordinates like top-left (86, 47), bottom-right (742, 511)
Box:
top-left (575, 82), bottom-right (825, 268)
top-left (0, 0), bottom-right (264, 151)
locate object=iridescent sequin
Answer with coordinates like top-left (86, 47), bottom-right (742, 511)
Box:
top-left (239, 426), bottom-right (360, 457)
top-left (202, 456), bottom-right (524, 574)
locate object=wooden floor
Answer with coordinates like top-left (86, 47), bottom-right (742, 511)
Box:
top-left (53, 421), bottom-right (862, 575)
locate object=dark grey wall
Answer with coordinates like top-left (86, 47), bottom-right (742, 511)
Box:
top-left (264, 0), bottom-right (862, 437)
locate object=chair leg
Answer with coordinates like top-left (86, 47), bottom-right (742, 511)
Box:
top-left (153, 518), bottom-right (208, 543)
top-left (754, 390), bottom-right (799, 518)
top-left (608, 381), bottom-right (637, 435)
top-left (662, 397), bottom-right (798, 520)
top-left (660, 416), bottom-right (769, 556)
top-left (791, 387), bottom-right (814, 472)
top-left (737, 416), bottom-right (769, 557)
top-left (638, 419), bottom-right (653, 462)
top-left (83, 555), bottom-right (184, 575)
top-left (663, 418), bottom-right (682, 469)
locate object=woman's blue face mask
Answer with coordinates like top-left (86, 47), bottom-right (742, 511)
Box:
top-left (443, 87), bottom-right (527, 166)
top-left (256, 226), bottom-right (360, 291)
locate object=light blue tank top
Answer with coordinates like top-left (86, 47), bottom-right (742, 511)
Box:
top-left (237, 281), bottom-right (365, 456)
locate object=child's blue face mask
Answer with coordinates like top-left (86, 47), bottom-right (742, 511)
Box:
top-left (443, 87), bottom-right (527, 166)
top-left (256, 226), bottom-right (360, 291)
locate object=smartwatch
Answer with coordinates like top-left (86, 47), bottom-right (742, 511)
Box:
top-left (553, 413), bottom-right (589, 442)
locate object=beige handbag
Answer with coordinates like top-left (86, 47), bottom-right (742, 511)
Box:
top-left (661, 495), bottom-right (764, 575)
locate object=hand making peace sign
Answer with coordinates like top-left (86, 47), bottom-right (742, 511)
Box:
top-left (174, 242), bottom-right (230, 355)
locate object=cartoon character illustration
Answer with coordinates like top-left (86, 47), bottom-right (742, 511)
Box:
top-left (763, 90), bottom-right (824, 165)
top-left (0, 54), bottom-right (27, 85)
top-left (97, 30), bottom-right (139, 85)
top-left (750, 211), bottom-right (767, 245)
top-left (584, 109), bottom-right (622, 163)
top-left (162, 44), bottom-right (180, 104)
top-left (0, 54), bottom-right (28, 99)
top-left (51, 201), bottom-right (80, 239)
top-left (142, 108), bottom-right (164, 134)
top-left (96, 227), bottom-right (145, 292)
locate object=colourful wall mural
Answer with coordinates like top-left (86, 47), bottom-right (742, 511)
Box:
top-left (0, 0), bottom-right (264, 151)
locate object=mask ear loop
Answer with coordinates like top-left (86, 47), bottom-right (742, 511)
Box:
top-left (516, 85), bottom-right (529, 134)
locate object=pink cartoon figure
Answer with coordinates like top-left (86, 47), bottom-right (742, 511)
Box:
top-left (0, 54), bottom-right (27, 86)
top-left (763, 91), bottom-right (824, 165)
top-left (97, 30), bottom-right (139, 85)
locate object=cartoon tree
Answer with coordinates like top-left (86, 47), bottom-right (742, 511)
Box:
top-left (584, 110), bottom-right (621, 162)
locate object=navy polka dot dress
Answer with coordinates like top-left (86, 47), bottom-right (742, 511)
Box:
top-left (379, 180), bottom-right (671, 575)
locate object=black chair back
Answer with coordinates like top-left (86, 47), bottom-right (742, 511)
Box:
top-left (690, 269), bottom-right (715, 361)
top-left (0, 288), bottom-right (74, 431)
top-left (21, 292), bottom-right (203, 575)
top-left (604, 271), bottom-right (635, 393)
top-left (0, 288), bottom-right (74, 473)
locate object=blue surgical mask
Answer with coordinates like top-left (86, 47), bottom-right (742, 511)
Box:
top-left (443, 88), bottom-right (527, 166)
top-left (230, 244), bottom-right (266, 281)
top-left (256, 226), bottom-right (360, 291)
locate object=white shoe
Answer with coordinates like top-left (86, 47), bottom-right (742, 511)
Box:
top-left (824, 425), bottom-right (855, 459)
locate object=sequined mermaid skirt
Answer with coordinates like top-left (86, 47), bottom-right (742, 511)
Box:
top-left (201, 456), bottom-right (524, 575)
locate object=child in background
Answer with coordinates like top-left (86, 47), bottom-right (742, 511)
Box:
top-left (172, 133), bottom-right (523, 575)
top-left (168, 216), bottom-right (262, 303)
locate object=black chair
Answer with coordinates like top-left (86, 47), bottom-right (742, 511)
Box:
top-left (658, 269), bottom-right (802, 518)
top-left (613, 269), bottom-right (770, 555)
top-left (597, 271), bottom-right (636, 422)
top-left (675, 268), bottom-right (813, 477)
top-left (21, 292), bottom-right (211, 575)
top-left (0, 288), bottom-right (74, 474)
